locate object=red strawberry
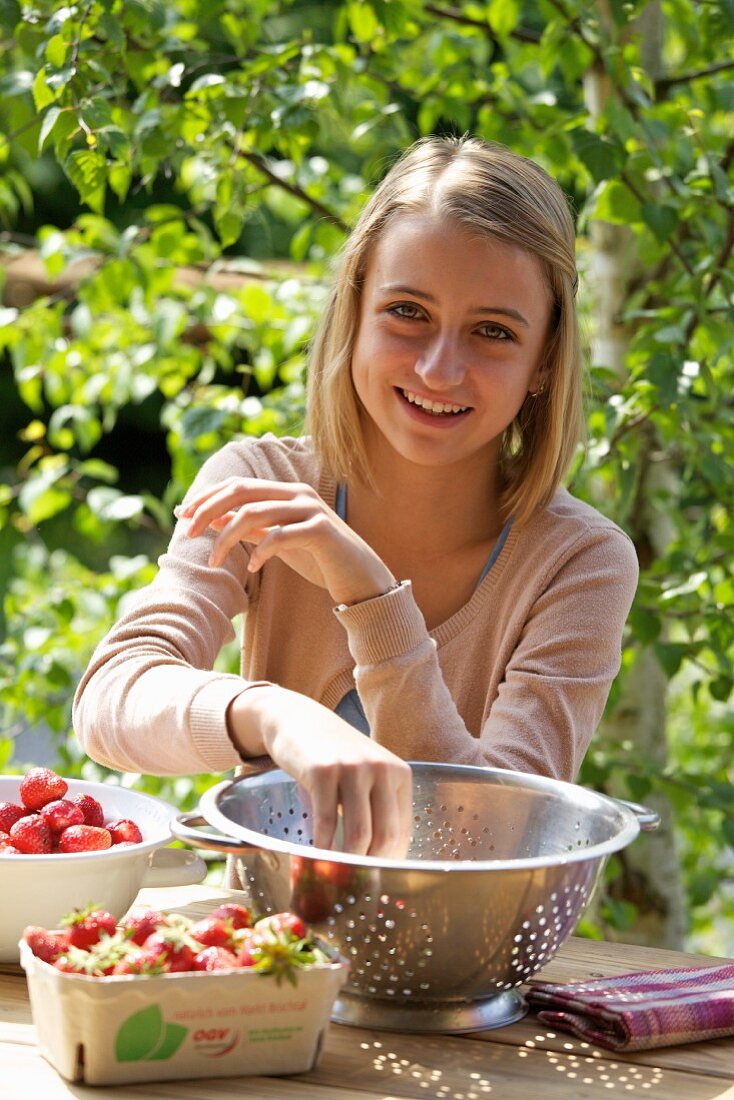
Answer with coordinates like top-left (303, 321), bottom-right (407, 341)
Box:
top-left (0, 801), bottom-right (25, 833)
top-left (211, 902), bottom-right (251, 929)
top-left (112, 948), bottom-right (169, 976)
top-left (23, 926), bottom-right (71, 964)
top-left (58, 825), bottom-right (112, 852)
top-left (120, 907), bottom-right (167, 946)
top-left (10, 813), bottom-right (52, 854)
top-left (254, 912), bottom-right (307, 941)
top-left (53, 945), bottom-right (107, 976)
top-left (142, 927), bottom-right (198, 973)
top-left (70, 793), bottom-right (104, 828)
top-left (0, 837), bottom-right (21, 854)
top-left (236, 928), bottom-right (263, 967)
top-left (62, 906), bottom-right (117, 950)
top-left (40, 799), bottom-right (84, 834)
top-left (107, 819), bottom-right (143, 845)
top-left (192, 946), bottom-right (241, 972)
top-left (19, 768), bottom-right (68, 811)
top-left (191, 916), bottom-right (234, 949)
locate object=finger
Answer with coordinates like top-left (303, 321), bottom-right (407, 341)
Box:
top-left (183, 478), bottom-right (311, 527)
top-left (367, 764), bottom-right (413, 858)
top-left (209, 504), bottom-right (313, 568)
top-left (336, 770), bottom-right (373, 856)
top-left (307, 769), bottom-right (340, 851)
top-left (177, 478), bottom-right (243, 518)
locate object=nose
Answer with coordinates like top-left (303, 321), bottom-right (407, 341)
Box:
top-left (414, 333), bottom-right (466, 390)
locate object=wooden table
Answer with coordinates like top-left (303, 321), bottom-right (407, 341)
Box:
top-left (3, 884), bottom-right (733, 1099)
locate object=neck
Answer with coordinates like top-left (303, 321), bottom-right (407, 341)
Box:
top-left (347, 443), bottom-right (505, 560)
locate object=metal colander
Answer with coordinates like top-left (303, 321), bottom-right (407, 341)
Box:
top-left (173, 762), bottom-right (658, 1033)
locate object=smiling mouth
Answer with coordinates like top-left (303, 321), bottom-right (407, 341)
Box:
top-left (398, 388), bottom-right (470, 416)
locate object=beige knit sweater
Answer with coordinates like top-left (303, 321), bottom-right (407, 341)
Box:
top-left (73, 435), bottom-right (639, 783)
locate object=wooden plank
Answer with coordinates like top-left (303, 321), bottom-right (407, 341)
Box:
top-left (487, 1017), bottom-right (734, 1082)
top-left (4, 1027), bottom-right (734, 1100)
top-left (305, 1023), bottom-right (734, 1100)
top-left (1, 1042), bottom-right (396, 1100)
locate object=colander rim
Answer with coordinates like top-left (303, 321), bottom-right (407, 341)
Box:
top-left (199, 762), bottom-right (641, 872)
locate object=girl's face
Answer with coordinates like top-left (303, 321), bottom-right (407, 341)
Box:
top-left (351, 215), bottom-right (553, 478)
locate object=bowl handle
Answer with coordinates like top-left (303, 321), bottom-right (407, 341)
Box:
top-left (171, 811), bottom-right (258, 854)
top-left (613, 798), bottom-right (661, 831)
top-left (142, 846), bottom-right (208, 887)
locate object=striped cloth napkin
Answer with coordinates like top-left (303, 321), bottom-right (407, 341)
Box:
top-left (526, 962), bottom-right (734, 1051)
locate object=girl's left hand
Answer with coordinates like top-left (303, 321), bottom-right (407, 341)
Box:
top-left (177, 476), bottom-right (396, 607)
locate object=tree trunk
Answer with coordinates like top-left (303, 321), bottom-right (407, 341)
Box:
top-left (583, 2), bottom-right (688, 948)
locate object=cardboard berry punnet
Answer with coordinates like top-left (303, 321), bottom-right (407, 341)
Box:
top-left (19, 914), bottom-right (349, 1086)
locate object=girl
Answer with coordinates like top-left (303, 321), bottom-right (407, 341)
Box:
top-left (73, 136), bottom-right (639, 858)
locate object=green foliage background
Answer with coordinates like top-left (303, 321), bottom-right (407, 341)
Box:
top-left (0, 0), bottom-right (732, 950)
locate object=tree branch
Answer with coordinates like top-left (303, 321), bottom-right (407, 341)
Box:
top-left (655, 59), bottom-right (734, 99)
top-left (685, 206), bottom-right (734, 341)
top-left (237, 150), bottom-right (349, 234)
top-left (424, 3), bottom-right (540, 44)
top-left (620, 171), bottom-right (697, 278)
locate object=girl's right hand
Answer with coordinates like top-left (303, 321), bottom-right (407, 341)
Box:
top-left (176, 476), bottom-right (397, 608)
top-left (227, 686), bottom-right (413, 859)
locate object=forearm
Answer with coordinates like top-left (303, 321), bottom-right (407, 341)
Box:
top-left (73, 653), bottom-right (255, 775)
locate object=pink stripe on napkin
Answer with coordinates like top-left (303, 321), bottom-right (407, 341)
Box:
top-left (526, 962), bottom-right (734, 1051)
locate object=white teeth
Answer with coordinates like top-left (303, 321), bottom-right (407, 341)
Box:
top-left (402, 389), bottom-right (468, 415)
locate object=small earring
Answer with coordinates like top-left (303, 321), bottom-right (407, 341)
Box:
top-left (528, 381), bottom-right (546, 399)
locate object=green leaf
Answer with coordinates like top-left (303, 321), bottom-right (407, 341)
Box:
top-left (593, 179), bottom-right (642, 224)
top-left (214, 207), bottom-right (244, 249)
top-left (87, 488), bottom-right (144, 522)
top-left (571, 129), bottom-right (625, 183)
top-left (45, 34), bottom-right (67, 68)
top-left (64, 149), bottom-right (106, 213)
top-left (38, 106), bottom-right (62, 153)
top-left (347, 1), bottom-right (380, 42)
top-left (32, 67), bottom-right (56, 110)
top-left (641, 203), bottom-right (679, 242)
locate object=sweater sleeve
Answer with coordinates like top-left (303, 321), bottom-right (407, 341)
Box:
top-left (334, 527), bottom-right (639, 782)
top-left (72, 446), bottom-right (271, 776)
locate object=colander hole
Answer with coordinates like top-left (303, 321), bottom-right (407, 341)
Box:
top-left (440, 804), bottom-right (448, 811)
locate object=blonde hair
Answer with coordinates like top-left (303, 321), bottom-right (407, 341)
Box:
top-left (306, 135), bottom-right (582, 525)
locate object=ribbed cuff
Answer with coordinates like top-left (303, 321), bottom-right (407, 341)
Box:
top-left (333, 579), bottom-right (429, 665)
top-left (188, 677), bottom-right (273, 772)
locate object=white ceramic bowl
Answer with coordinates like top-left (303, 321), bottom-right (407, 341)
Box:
top-left (0, 775), bottom-right (207, 962)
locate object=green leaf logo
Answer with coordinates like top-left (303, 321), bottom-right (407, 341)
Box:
top-left (115, 1006), bottom-right (188, 1063)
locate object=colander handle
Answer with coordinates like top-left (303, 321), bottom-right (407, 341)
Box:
top-left (170, 812), bottom-right (257, 854)
top-left (614, 798), bottom-right (661, 831)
